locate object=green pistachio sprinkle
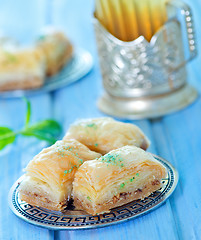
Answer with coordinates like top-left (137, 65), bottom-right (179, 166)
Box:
top-left (130, 177), bottom-right (135, 182)
top-left (94, 143), bottom-right (98, 147)
top-left (56, 145), bottom-right (75, 157)
top-left (86, 123), bottom-right (97, 129)
top-left (87, 196), bottom-right (91, 201)
top-left (57, 145), bottom-right (83, 163)
top-left (64, 146), bottom-right (74, 151)
top-left (136, 173), bottom-right (139, 176)
top-left (64, 160), bottom-right (83, 175)
top-left (58, 145), bottom-right (84, 175)
top-left (120, 183), bottom-right (126, 189)
top-left (4, 51), bottom-right (18, 62)
top-left (64, 166), bottom-right (75, 175)
top-left (101, 153), bottom-right (124, 167)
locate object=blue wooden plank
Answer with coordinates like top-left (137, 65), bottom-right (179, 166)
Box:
top-left (0, 4), bottom-right (59, 238)
top-left (51, 0), bottom-right (95, 51)
top-left (56, 204), bottom-right (179, 240)
top-left (0, 95), bottom-right (55, 240)
top-left (0, 0), bottom-right (48, 44)
top-left (150, 33), bottom-right (201, 238)
top-left (151, 98), bottom-right (201, 239)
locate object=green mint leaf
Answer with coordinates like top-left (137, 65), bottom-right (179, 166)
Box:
top-left (21, 119), bottom-right (62, 144)
top-left (0, 127), bottom-right (16, 150)
top-left (21, 129), bottom-right (57, 144)
top-left (25, 119), bottom-right (62, 136)
top-left (23, 97), bottom-right (31, 127)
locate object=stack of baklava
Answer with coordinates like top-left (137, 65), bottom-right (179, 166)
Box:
top-left (19, 117), bottom-right (166, 215)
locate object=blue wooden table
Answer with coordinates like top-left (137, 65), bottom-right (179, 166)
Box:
top-left (0, 0), bottom-right (201, 239)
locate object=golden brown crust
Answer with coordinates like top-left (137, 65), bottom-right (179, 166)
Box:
top-left (18, 139), bottom-right (101, 212)
top-left (46, 44), bottom-right (73, 76)
top-left (72, 146), bottom-right (166, 215)
top-left (20, 192), bottom-right (67, 211)
top-left (140, 138), bottom-right (150, 151)
top-left (64, 117), bottom-right (150, 155)
top-left (36, 30), bottom-right (74, 77)
top-left (73, 181), bottom-right (163, 215)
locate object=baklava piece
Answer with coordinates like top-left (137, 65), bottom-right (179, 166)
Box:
top-left (0, 47), bottom-right (45, 91)
top-left (64, 117), bottom-right (150, 154)
top-left (36, 27), bottom-right (73, 76)
top-left (18, 139), bottom-right (101, 211)
top-left (73, 146), bottom-right (166, 215)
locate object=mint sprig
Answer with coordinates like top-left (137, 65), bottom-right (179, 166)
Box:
top-left (23, 96), bottom-right (31, 127)
top-left (0, 98), bottom-right (62, 150)
top-left (0, 127), bottom-right (16, 150)
top-left (21, 120), bottom-right (61, 144)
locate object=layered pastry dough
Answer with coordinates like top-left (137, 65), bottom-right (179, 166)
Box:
top-left (0, 47), bottom-right (45, 91)
top-left (36, 28), bottom-right (73, 76)
top-left (73, 146), bottom-right (166, 215)
top-left (64, 117), bottom-right (150, 154)
top-left (19, 139), bottom-right (101, 211)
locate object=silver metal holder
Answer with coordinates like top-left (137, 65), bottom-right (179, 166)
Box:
top-left (98, 84), bottom-right (198, 119)
top-left (94, 0), bottom-right (198, 119)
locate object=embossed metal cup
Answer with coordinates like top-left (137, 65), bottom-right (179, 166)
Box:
top-left (94, 0), bottom-right (198, 119)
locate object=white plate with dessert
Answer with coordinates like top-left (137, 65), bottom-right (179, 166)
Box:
top-left (0, 28), bottom-right (93, 98)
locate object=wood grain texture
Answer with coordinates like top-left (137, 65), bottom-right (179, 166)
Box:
top-left (0, 1), bottom-right (54, 239)
top-left (0, 0), bottom-right (201, 239)
top-left (0, 95), bottom-right (55, 240)
top-left (0, 0), bottom-right (48, 44)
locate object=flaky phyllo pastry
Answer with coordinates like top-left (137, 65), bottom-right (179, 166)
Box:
top-left (0, 47), bottom-right (46, 91)
top-left (36, 28), bottom-right (73, 76)
top-left (72, 146), bottom-right (167, 215)
top-left (18, 139), bottom-right (101, 211)
top-left (64, 117), bottom-right (150, 155)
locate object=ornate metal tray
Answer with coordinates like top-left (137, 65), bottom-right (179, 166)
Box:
top-left (8, 155), bottom-right (178, 230)
top-left (0, 49), bottom-right (93, 98)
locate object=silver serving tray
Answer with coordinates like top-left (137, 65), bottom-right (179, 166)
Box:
top-left (0, 48), bottom-right (93, 98)
top-left (8, 155), bottom-right (178, 230)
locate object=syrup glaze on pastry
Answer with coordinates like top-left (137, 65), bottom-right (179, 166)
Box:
top-left (72, 146), bottom-right (166, 215)
top-left (64, 117), bottom-right (150, 155)
top-left (19, 139), bottom-right (101, 211)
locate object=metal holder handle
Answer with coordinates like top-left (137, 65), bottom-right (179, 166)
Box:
top-left (166, 0), bottom-right (197, 71)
